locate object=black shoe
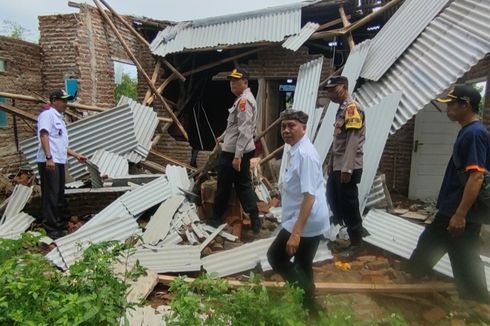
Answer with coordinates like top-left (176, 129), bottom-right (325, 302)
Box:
top-left (251, 217), bottom-right (262, 234)
top-left (337, 243), bottom-right (363, 260)
top-left (48, 230), bottom-right (65, 240)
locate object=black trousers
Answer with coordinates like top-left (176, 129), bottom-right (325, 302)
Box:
top-left (213, 150), bottom-right (258, 221)
top-left (327, 169), bottom-right (363, 244)
top-left (38, 162), bottom-right (66, 235)
top-left (408, 213), bottom-right (489, 303)
top-left (267, 228), bottom-right (322, 305)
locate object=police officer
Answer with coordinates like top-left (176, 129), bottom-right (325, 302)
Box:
top-left (324, 76), bottom-right (366, 259)
top-left (210, 66), bottom-right (261, 233)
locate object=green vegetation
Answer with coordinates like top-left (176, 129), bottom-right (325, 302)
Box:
top-left (0, 20), bottom-right (29, 40)
top-left (0, 234), bottom-right (144, 325)
top-left (115, 72), bottom-right (138, 103)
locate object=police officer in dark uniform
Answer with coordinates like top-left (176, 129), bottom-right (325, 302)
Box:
top-left (210, 66), bottom-right (261, 233)
top-left (324, 76), bottom-right (366, 259)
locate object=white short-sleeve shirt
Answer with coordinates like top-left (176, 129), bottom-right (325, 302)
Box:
top-left (280, 136), bottom-right (330, 237)
top-left (36, 107), bottom-right (69, 164)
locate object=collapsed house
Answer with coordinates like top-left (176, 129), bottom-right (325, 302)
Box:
top-left (0, 2), bottom-right (489, 322)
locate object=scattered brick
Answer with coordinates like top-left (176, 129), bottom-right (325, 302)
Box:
top-left (422, 307), bottom-right (447, 324)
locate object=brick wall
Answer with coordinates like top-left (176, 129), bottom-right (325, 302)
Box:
top-left (0, 36), bottom-right (42, 174)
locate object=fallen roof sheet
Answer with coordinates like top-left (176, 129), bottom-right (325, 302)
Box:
top-left (128, 245), bottom-right (202, 273)
top-left (360, 0), bottom-right (450, 81)
top-left (118, 176), bottom-right (173, 216)
top-left (314, 40), bottom-right (371, 161)
top-left (202, 238), bottom-right (275, 277)
top-left (20, 104), bottom-right (138, 179)
top-left (1, 184), bottom-right (33, 224)
top-left (124, 305), bottom-right (170, 326)
top-left (282, 22), bottom-right (319, 51)
top-left (118, 97), bottom-right (159, 163)
top-left (50, 214), bottom-right (141, 269)
top-left (356, 0), bottom-right (490, 133)
top-left (90, 149), bottom-right (129, 178)
top-left (279, 56), bottom-right (324, 180)
top-left (142, 195), bottom-right (185, 245)
top-left (150, 5), bottom-right (302, 57)
top-left (364, 209), bottom-right (490, 291)
top-left (358, 91), bottom-right (402, 213)
top-left (0, 212), bottom-right (35, 239)
top-left (166, 165), bottom-right (191, 194)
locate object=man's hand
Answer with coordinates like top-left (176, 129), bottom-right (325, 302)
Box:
top-left (232, 158), bottom-right (241, 172)
top-left (76, 154), bottom-right (87, 163)
top-left (46, 159), bottom-right (55, 171)
top-left (447, 212), bottom-right (466, 237)
top-left (286, 233), bottom-right (301, 256)
top-left (340, 172), bottom-right (351, 184)
top-left (216, 135), bottom-right (224, 144)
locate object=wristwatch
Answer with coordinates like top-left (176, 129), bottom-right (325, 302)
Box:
top-left (46, 155), bottom-right (53, 160)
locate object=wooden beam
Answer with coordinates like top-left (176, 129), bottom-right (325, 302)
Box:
top-left (140, 160), bottom-right (165, 173)
top-left (317, 16), bottom-right (350, 32)
top-left (93, 0), bottom-right (188, 140)
top-left (260, 138), bottom-right (277, 183)
top-left (149, 149), bottom-right (197, 171)
top-left (344, 0), bottom-right (404, 34)
top-left (144, 60), bottom-right (161, 104)
top-left (254, 116), bottom-right (281, 142)
top-left (260, 144), bottom-right (284, 165)
top-left (0, 103), bottom-right (37, 122)
top-left (98, 0), bottom-right (186, 82)
top-left (0, 91), bottom-right (107, 112)
top-left (158, 275), bottom-right (456, 294)
top-left (339, 4), bottom-right (355, 50)
top-left (158, 117), bottom-right (173, 123)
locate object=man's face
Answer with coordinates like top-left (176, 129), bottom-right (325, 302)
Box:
top-left (52, 98), bottom-right (68, 112)
top-left (230, 78), bottom-right (248, 96)
top-left (445, 100), bottom-right (470, 122)
top-left (281, 119), bottom-right (306, 145)
top-left (325, 84), bottom-right (345, 103)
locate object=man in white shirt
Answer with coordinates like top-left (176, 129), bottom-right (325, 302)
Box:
top-left (36, 89), bottom-right (86, 239)
top-left (267, 109), bottom-right (329, 311)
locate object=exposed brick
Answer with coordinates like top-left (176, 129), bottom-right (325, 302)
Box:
top-left (422, 307), bottom-right (447, 324)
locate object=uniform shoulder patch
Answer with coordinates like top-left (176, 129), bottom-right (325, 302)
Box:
top-left (239, 98), bottom-right (247, 112)
top-left (345, 104), bottom-right (363, 129)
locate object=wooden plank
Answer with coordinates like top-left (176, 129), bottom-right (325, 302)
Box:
top-left (149, 149), bottom-right (197, 171)
top-left (318, 16), bottom-right (350, 31)
top-left (0, 103), bottom-right (37, 122)
top-left (0, 91), bottom-right (106, 112)
top-left (144, 60), bottom-right (161, 104)
top-left (113, 262), bottom-right (159, 304)
top-left (158, 274), bottom-right (457, 294)
top-left (260, 145), bottom-right (284, 165)
top-left (140, 160), bottom-right (166, 173)
top-left (93, 0), bottom-right (189, 141)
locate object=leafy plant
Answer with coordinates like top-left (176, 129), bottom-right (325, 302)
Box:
top-left (166, 272), bottom-right (307, 326)
top-left (0, 234), bottom-right (144, 325)
top-left (115, 72), bottom-right (138, 103)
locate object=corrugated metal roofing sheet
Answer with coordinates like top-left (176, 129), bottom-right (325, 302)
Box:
top-left (0, 212), bottom-right (35, 239)
top-left (142, 195), bottom-right (185, 245)
top-left (314, 40), bottom-right (371, 161)
top-left (356, 0), bottom-right (490, 133)
top-left (128, 245), bottom-right (201, 273)
top-left (360, 0), bottom-right (450, 81)
top-left (83, 199), bottom-right (129, 228)
top-left (202, 238), bottom-right (274, 277)
top-left (279, 57), bottom-right (324, 180)
top-left (90, 149), bottom-right (129, 178)
top-left (364, 209), bottom-right (490, 290)
top-left (150, 7), bottom-right (301, 57)
top-left (166, 165), bottom-right (191, 194)
top-left (118, 97), bottom-right (159, 163)
top-left (1, 185), bottom-right (33, 224)
top-left (282, 22), bottom-right (319, 51)
top-left (118, 176), bottom-right (173, 216)
top-left (20, 104), bottom-right (138, 179)
top-left (358, 91), bottom-right (402, 212)
top-left (52, 214), bottom-right (141, 268)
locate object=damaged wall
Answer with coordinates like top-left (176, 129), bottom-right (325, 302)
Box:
top-left (39, 4), bottom-right (144, 108)
top-left (0, 36), bottom-right (43, 174)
